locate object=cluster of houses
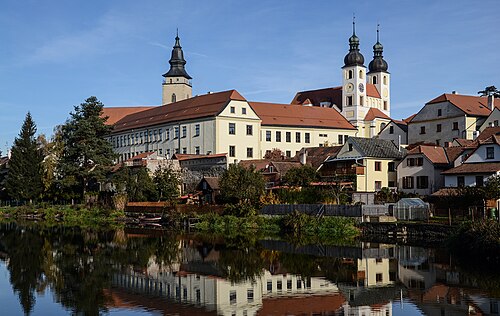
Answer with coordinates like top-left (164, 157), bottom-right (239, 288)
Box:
top-left (1, 28), bottom-right (498, 209)
top-left (96, 30), bottom-right (500, 209)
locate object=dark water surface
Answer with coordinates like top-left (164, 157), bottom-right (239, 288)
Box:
top-left (0, 222), bottom-right (499, 316)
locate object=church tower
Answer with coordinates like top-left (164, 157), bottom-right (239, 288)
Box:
top-left (341, 19), bottom-right (367, 128)
top-left (367, 25), bottom-right (390, 116)
top-left (162, 32), bottom-right (192, 105)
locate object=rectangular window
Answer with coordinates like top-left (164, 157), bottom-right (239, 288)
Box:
top-left (476, 176), bottom-right (484, 187)
top-left (407, 158), bottom-right (415, 166)
top-left (360, 95), bottom-right (364, 106)
top-left (436, 124), bottom-right (442, 132)
top-left (174, 127), bottom-right (179, 139)
top-left (420, 126), bottom-right (426, 134)
top-left (230, 291), bottom-right (236, 305)
top-left (166, 129), bottom-right (170, 140)
top-left (305, 133), bottom-right (310, 143)
top-left (229, 146), bottom-right (235, 157)
top-left (182, 147), bottom-right (187, 154)
top-left (375, 181), bottom-right (382, 190)
top-left (416, 157), bottom-right (424, 166)
top-left (242, 107), bottom-right (247, 115)
top-left (246, 125), bottom-right (253, 136)
top-left (388, 162), bottom-right (395, 172)
top-left (247, 147), bottom-right (253, 158)
top-left (338, 134), bottom-right (344, 144)
top-left (277, 280), bottom-right (282, 291)
top-left (276, 131), bottom-right (281, 142)
top-left (194, 124), bottom-right (200, 136)
top-left (149, 131), bottom-right (152, 142)
top-left (230, 106), bottom-right (235, 114)
top-left (286, 132), bottom-right (291, 143)
top-left (457, 176), bottom-right (465, 187)
top-left (286, 150), bottom-right (291, 158)
top-left (229, 123), bottom-right (236, 135)
top-left (375, 161), bottom-right (382, 171)
top-left (287, 279), bottom-right (292, 290)
top-left (267, 281), bottom-right (272, 293)
top-left (297, 279), bottom-right (302, 289)
top-left (494, 120), bottom-right (499, 127)
top-left (487, 146), bottom-right (495, 159)
top-left (403, 176), bottom-right (414, 189)
top-left (438, 109), bottom-right (442, 116)
top-left (347, 96), bottom-right (353, 106)
top-left (389, 126), bottom-right (394, 134)
top-left (266, 130), bottom-right (271, 141)
top-left (295, 132), bottom-right (301, 143)
top-left (376, 273), bottom-right (383, 283)
top-left (159, 129), bottom-right (163, 141)
top-left (417, 176), bottom-right (429, 189)
top-left (166, 149), bottom-right (170, 157)
top-left (159, 148), bottom-right (163, 155)
top-left (348, 143), bottom-right (353, 151)
top-left (452, 122), bottom-right (459, 130)
top-left (195, 146), bottom-right (200, 155)
top-left (384, 101), bottom-right (388, 111)
top-left (182, 126), bottom-right (187, 138)
top-left (247, 289), bottom-right (254, 302)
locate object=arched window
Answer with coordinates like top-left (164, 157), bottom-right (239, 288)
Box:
top-left (373, 76), bottom-right (378, 84)
top-left (348, 70), bottom-right (353, 79)
top-left (171, 93), bottom-right (176, 103)
top-left (383, 76), bottom-right (387, 85)
top-left (169, 79), bottom-right (172, 83)
top-left (359, 70), bottom-right (363, 79)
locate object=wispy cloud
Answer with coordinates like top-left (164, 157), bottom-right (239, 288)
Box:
top-left (24, 13), bottom-right (134, 64)
top-left (148, 41), bottom-right (170, 50)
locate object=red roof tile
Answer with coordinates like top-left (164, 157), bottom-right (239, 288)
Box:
top-left (453, 138), bottom-right (475, 147)
top-left (249, 101), bottom-right (356, 130)
top-left (403, 113), bottom-right (417, 123)
top-left (125, 152), bottom-right (155, 162)
top-left (102, 106), bottom-right (155, 125)
top-left (364, 107), bottom-right (391, 121)
top-left (476, 126), bottom-right (500, 142)
top-left (442, 162), bottom-right (500, 174)
top-left (112, 90), bottom-right (246, 132)
top-left (366, 83), bottom-right (381, 98)
top-left (427, 93), bottom-right (495, 116)
top-left (444, 146), bottom-right (469, 163)
top-left (407, 145), bottom-right (449, 164)
top-left (172, 153), bottom-right (227, 161)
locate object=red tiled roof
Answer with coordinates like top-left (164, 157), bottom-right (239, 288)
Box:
top-left (444, 146), bottom-right (469, 163)
top-left (172, 153), bottom-right (227, 161)
top-left (102, 106), bottom-right (155, 125)
top-left (403, 113), bottom-right (417, 123)
top-left (407, 145), bottom-right (449, 164)
top-left (112, 90), bottom-right (246, 132)
top-left (239, 159), bottom-right (272, 171)
top-left (453, 138), bottom-right (475, 147)
top-left (442, 162), bottom-right (500, 174)
top-left (249, 101), bottom-right (356, 130)
top-left (364, 107), bottom-right (391, 121)
top-left (125, 152), bottom-right (155, 162)
top-left (257, 293), bottom-right (345, 316)
top-left (427, 93), bottom-right (495, 117)
top-left (366, 83), bottom-right (381, 98)
top-left (476, 126), bottom-right (500, 142)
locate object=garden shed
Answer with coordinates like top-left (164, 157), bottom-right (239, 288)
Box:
top-left (393, 198), bottom-right (429, 221)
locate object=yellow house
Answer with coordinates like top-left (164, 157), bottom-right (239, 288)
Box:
top-left (320, 137), bottom-right (404, 192)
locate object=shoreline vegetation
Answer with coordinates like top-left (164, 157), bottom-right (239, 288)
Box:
top-left (2, 204), bottom-right (500, 259)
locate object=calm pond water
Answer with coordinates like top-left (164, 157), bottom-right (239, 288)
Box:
top-left (0, 222), bottom-right (499, 316)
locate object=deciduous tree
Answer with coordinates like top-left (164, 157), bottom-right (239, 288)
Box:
top-left (219, 164), bottom-right (265, 207)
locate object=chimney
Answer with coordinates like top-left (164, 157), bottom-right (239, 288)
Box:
top-left (451, 91), bottom-right (458, 94)
top-left (488, 95), bottom-right (495, 111)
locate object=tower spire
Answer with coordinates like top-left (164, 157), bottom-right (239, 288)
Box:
top-left (163, 32), bottom-right (192, 79)
top-left (352, 14), bottom-right (356, 36)
top-left (344, 16), bottom-right (364, 67)
top-left (368, 23), bottom-right (388, 73)
top-left (376, 23), bottom-right (380, 43)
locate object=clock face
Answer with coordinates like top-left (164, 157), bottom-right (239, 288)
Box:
top-left (345, 83), bottom-right (354, 93)
top-left (358, 83), bottom-right (365, 93)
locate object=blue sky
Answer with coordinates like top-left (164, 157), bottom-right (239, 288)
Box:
top-left (0, 0), bottom-right (499, 154)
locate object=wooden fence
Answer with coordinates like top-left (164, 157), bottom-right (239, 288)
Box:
top-left (260, 204), bottom-right (362, 217)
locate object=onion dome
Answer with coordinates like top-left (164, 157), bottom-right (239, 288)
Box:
top-left (343, 20), bottom-right (365, 67)
top-left (162, 31), bottom-right (192, 79)
top-left (368, 26), bottom-right (389, 73)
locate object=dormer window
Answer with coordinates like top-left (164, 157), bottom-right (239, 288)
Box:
top-left (486, 147), bottom-right (495, 159)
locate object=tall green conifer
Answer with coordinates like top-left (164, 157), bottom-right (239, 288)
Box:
top-left (5, 112), bottom-right (43, 201)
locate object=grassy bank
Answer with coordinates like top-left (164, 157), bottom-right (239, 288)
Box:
top-left (0, 205), bottom-right (125, 227)
top-left (449, 220), bottom-right (500, 260)
top-left (193, 211), bottom-right (360, 245)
